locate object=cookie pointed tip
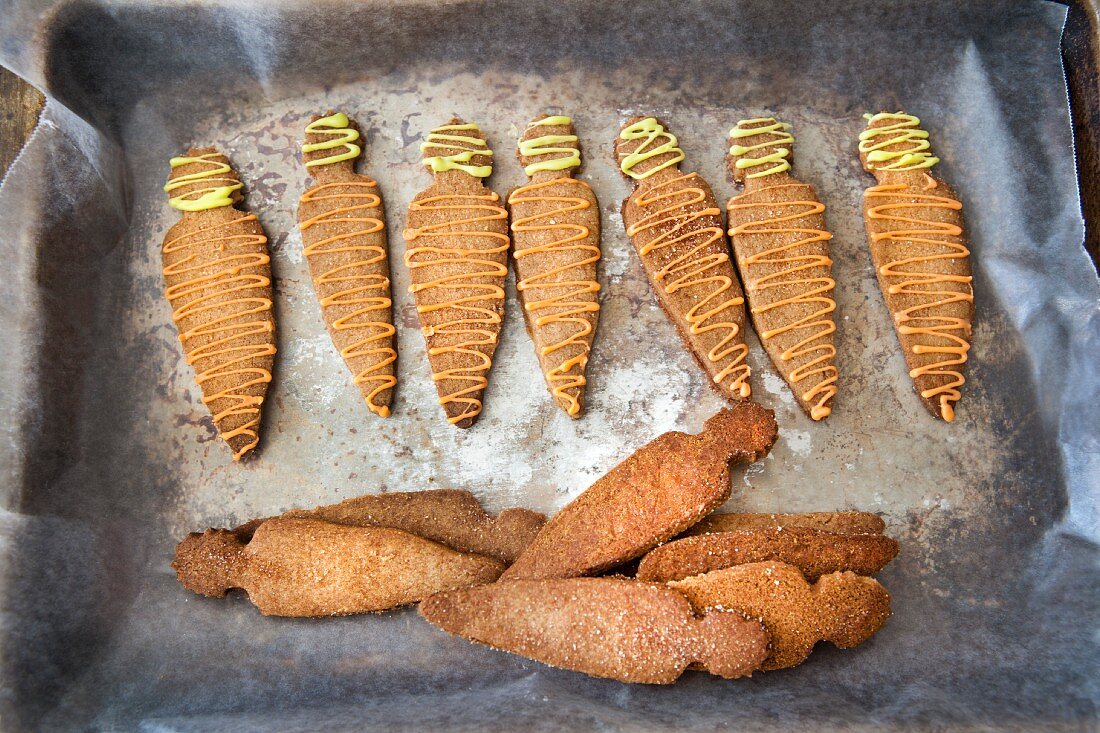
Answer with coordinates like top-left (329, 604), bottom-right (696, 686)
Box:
top-left (817, 572), bottom-right (893, 648)
top-left (418, 587), bottom-right (471, 629)
top-left (229, 440), bottom-right (259, 461)
top-left (556, 393), bottom-right (584, 419)
top-left (695, 610), bottom-right (770, 679)
top-left (442, 401), bottom-right (482, 429)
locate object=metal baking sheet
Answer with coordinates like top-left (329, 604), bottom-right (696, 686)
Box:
top-left (0, 0), bottom-right (1097, 730)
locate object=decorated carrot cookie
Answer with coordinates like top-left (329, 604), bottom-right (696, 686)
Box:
top-left (615, 117), bottom-right (753, 401)
top-left (162, 148), bottom-right (276, 460)
top-left (727, 117), bottom-right (838, 420)
top-left (507, 115), bottom-right (601, 417)
top-left (298, 113), bottom-right (397, 418)
top-left (404, 119), bottom-right (510, 428)
top-left (858, 112), bottom-right (973, 422)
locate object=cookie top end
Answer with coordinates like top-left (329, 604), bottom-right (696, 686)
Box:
top-left (519, 114), bottom-right (581, 177)
top-left (164, 148), bottom-right (243, 212)
top-left (420, 118), bottom-right (494, 178)
top-left (858, 111), bottom-right (940, 173)
top-left (616, 116), bottom-right (685, 181)
top-left (303, 111), bottom-right (362, 170)
top-left (728, 117), bottom-right (793, 183)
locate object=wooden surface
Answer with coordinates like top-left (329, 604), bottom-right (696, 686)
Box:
top-left (0, 9), bottom-right (1096, 267)
top-left (1064, 0), bottom-right (1100, 269)
top-left (0, 67), bottom-right (43, 179)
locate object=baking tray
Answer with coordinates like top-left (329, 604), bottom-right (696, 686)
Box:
top-left (0, 0), bottom-right (1097, 730)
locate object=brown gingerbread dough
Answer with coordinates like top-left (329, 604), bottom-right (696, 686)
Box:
top-left (419, 577), bottom-right (768, 683)
top-left (507, 114), bottom-right (601, 418)
top-left (162, 148), bottom-right (276, 460)
top-left (298, 112), bottom-right (397, 417)
top-left (173, 518), bottom-right (504, 617)
top-left (684, 511), bottom-right (886, 537)
top-left (726, 117), bottom-right (838, 420)
top-left (404, 119), bottom-right (510, 427)
top-left (637, 526), bottom-right (899, 583)
top-left (858, 112), bottom-right (974, 422)
top-left (615, 116), bottom-right (753, 402)
top-left (502, 402), bottom-right (778, 581)
top-left (670, 561), bottom-right (892, 670)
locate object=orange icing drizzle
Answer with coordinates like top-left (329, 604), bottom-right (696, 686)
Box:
top-left (162, 214), bottom-right (275, 459)
top-left (404, 192), bottom-right (509, 425)
top-left (866, 179), bottom-right (972, 421)
top-left (299, 179), bottom-right (397, 417)
top-left (728, 183), bottom-right (837, 420)
top-left (627, 173), bottom-right (751, 397)
top-left (508, 178), bottom-right (600, 416)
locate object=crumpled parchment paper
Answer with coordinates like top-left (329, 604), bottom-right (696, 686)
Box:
top-left (0, 1), bottom-right (1096, 730)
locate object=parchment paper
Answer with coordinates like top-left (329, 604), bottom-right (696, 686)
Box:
top-left (0, 1), bottom-right (1097, 730)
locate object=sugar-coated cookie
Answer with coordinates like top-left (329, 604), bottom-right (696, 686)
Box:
top-left (161, 148), bottom-right (276, 460)
top-left (858, 112), bottom-right (973, 422)
top-left (173, 518), bottom-right (503, 617)
top-left (266, 489), bottom-right (545, 564)
top-left (503, 403), bottom-right (778, 580)
top-left (684, 511), bottom-right (886, 537)
top-left (404, 119), bottom-right (510, 427)
top-left (615, 117), bottom-right (753, 402)
top-left (298, 112), bottom-right (397, 417)
top-left (727, 117), bottom-right (838, 420)
top-left (420, 576), bottom-right (768, 683)
top-left (638, 526), bottom-right (898, 582)
top-left (507, 114), bottom-right (601, 417)
top-left (670, 561), bottom-right (891, 670)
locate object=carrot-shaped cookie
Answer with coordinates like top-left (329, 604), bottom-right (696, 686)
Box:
top-left (404, 119), bottom-right (510, 427)
top-left (670, 561), bottom-right (892, 670)
top-left (420, 577), bottom-right (768, 683)
top-left (637, 526), bottom-right (899, 583)
top-left (502, 402), bottom-right (778, 581)
top-left (616, 117), bottom-right (752, 401)
top-left (162, 148), bottom-right (276, 460)
top-left (858, 112), bottom-right (974, 422)
top-left (507, 115), bottom-right (601, 417)
top-left (684, 510), bottom-right (886, 537)
top-left (298, 112), bottom-right (397, 417)
top-left (173, 518), bottom-right (504, 617)
top-left (727, 118), bottom-right (838, 420)
top-left (273, 489), bottom-right (546, 564)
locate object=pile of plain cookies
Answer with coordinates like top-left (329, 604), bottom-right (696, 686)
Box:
top-left (174, 403), bottom-right (900, 683)
top-left (160, 110), bottom-right (974, 460)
